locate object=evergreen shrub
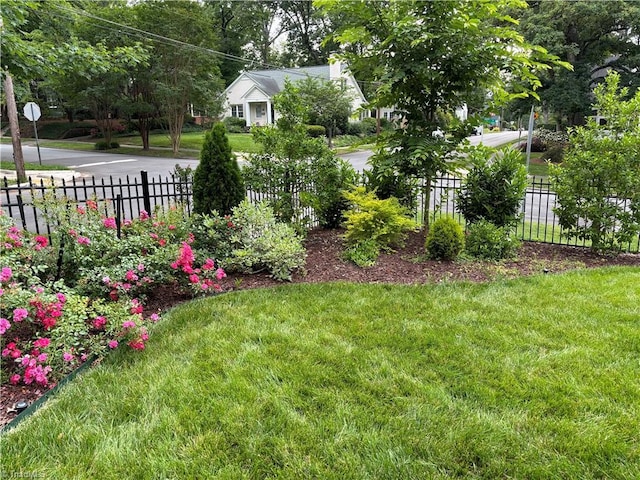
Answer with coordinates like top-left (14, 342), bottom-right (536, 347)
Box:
top-left (425, 217), bottom-right (465, 260)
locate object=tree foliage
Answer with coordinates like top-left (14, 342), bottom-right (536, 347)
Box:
top-left (457, 146), bottom-right (528, 228)
top-left (317, 0), bottom-right (569, 231)
top-left (294, 76), bottom-right (353, 147)
top-left (193, 123), bottom-right (245, 217)
top-left (513, 0), bottom-right (640, 126)
top-left (551, 72), bottom-right (640, 253)
top-left (243, 79), bottom-right (355, 229)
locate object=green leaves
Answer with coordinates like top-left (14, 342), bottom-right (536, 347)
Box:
top-left (551, 72), bottom-right (640, 253)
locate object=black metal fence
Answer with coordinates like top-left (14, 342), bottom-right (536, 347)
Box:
top-left (2, 171), bottom-right (638, 253)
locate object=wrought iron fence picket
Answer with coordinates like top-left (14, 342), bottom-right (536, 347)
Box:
top-left (1, 171), bottom-right (638, 253)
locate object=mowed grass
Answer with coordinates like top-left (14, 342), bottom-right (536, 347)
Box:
top-left (2, 268), bottom-right (639, 479)
top-left (119, 132), bottom-right (261, 153)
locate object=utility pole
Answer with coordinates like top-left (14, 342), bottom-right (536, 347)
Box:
top-left (3, 73), bottom-right (26, 183)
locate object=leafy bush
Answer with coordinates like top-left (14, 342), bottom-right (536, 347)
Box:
top-left (425, 217), bottom-right (465, 260)
top-left (343, 187), bottom-right (417, 249)
top-left (191, 212), bottom-right (236, 262)
top-left (342, 238), bottom-right (380, 267)
top-left (465, 220), bottom-right (520, 260)
top-left (306, 125), bottom-right (326, 138)
top-left (302, 156), bottom-right (357, 229)
top-left (193, 123), bottom-right (245, 216)
top-left (517, 137), bottom-right (546, 152)
top-left (534, 128), bottom-right (569, 147)
top-left (551, 71), bottom-right (640, 253)
top-left (225, 201), bottom-right (306, 281)
top-left (94, 141), bottom-right (120, 150)
top-left (540, 144), bottom-right (566, 164)
top-left (0, 211), bottom-right (168, 388)
top-left (457, 146), bottom-right (527, 228)
top-left (342, 121), bottom-right (364, 136)
top-left (364, 149), bottom-right (418, 211)
top-left (223, 116), bottom-right (247, 133)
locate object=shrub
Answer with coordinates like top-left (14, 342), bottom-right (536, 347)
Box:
top-left (306, 125), bottom-right (326, 138)
top-left (225, 201), bottom-right (306, 281)
top-left (517, 137), bottom-right (546, 152)
top-left (540, 144), bottom-right (566, 164)
top-left (465, 220), bottom-right (520, 260)
top-left (191, 212), bottom-right (236, 262)
top-left (302, 155), bottom-right (357, 229)
top-left (457, 146), bottom-right (527, 228)
top-left (551, 71), bottom-right (640, 253)
top-left (425, 217), bottom-right (464, 260)
top-left (343, 121), bottom-right (364, 136)
top-left (342, 238), bottom-right (380, 267)
top-left (343, 187), bottom-right (417, 249)
top-left (223, 116), bottom-right (246, 133)
top-left (94, 141), bottom-right (120, 150)
top-left (365, 149), bottom-right (418, 211)
top-left (193, 123), bottom-right (245, 216)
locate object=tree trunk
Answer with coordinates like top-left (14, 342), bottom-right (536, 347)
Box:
top-left (3, 74), bottom-right (26, 183)
top-left (140, 117), bottom-right (150, 151)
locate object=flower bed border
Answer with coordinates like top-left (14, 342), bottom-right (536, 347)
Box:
top-left (1, 355), bottom-right (97, 435)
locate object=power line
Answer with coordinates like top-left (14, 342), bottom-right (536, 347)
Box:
top-left (51, 3), bottom-right (381, 89)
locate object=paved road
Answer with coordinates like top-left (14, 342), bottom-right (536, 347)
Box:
top-left (339, 131), bottom-right (522, 172)
top-left (2, 131), bottom-right (521, 179)
top-left (1, 144), bottom-right (198, 182)
top-left (3, 131), bottom-right (555, 232)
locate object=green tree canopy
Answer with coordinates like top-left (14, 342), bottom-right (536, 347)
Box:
top-left (317, 0), bottom-right (569, 230)
top-left (514, 0), bottom-right (640, 126)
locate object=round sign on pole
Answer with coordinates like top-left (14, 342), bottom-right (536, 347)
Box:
top-left (23, 102), bottom-right (42, 122)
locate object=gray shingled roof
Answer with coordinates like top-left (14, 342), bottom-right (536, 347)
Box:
top-left (244, 65), bottom-right (330, 96)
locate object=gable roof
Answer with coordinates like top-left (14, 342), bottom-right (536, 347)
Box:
top-left (224, 62), bottom-right (367, 106)
top-left (243, 65), bottom-right (330, 96)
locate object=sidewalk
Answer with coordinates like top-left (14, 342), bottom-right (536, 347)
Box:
top-left (0, 169), bottom-right (82, 185)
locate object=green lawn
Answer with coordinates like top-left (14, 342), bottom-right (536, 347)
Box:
top-left (0, 160), bottom-right (69, 171)
top-left (119, 132), bottom-right (261, 154)
top-left (2, 268), bottom-right (639, 479)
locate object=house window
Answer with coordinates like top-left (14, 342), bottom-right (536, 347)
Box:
top-left (255, 104), bottom-right (265, 118)
top-left (231, 104), bottom-right (244, 118)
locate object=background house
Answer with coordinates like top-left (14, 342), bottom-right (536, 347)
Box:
top-left (222, 61), bottom-right (392, 126)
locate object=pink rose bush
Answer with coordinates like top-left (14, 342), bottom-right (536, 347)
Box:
top-left (1, 202), bottom-right (227, 389)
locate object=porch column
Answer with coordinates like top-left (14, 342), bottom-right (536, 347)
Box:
top-left (244, 101), bottom-right (251, 126)
top-left (266, 99), bottom-right (273, 125)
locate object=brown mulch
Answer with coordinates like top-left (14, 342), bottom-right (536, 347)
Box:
top-left (3, 228), bottom-right (639, 428)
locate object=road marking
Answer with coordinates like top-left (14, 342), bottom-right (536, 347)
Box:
top-left (68, 159), bottom-right (138, 168)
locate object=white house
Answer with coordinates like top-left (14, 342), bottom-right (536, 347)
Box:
top-left (222, 60), bottom-right (391, 126)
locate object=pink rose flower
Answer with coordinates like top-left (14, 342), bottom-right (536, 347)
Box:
top-left (103, 217), bottom-right (117, 229)
top-left (0, 318), bottom-right (11, 335)
top-left (13, 308), bottom-right (28, 322)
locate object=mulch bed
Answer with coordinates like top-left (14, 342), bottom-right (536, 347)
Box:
top-left (3, 228), bottom-right (638, 428)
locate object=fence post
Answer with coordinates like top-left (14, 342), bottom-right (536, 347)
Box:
top-left (16, 194), bottom-right (27, 230)
top-left (141, 170), bottom-right (152, 215)
top-left (116, 194), bottom-right (122, 239)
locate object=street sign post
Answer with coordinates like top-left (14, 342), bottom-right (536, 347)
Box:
top-left (23, 102), bottom-right (43, 165)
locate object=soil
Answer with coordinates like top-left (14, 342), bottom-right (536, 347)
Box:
top-left (3, 228), bottom-right (639, 428)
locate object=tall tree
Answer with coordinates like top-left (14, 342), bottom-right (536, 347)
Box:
top-left (135, 0), bottom-right (225, 155)
top-left (241, 1), bottom-right (287, 66)
top-left (280, 0), bottom-right (338, 66)
top-left (514, 0), bottom-right (640, 126)
top-left (1, 0), bottom-right (145, 177)
top-left (318, 0), bottom-right (569, 232)
top-left (296, 76), bottom-right (353, 147)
